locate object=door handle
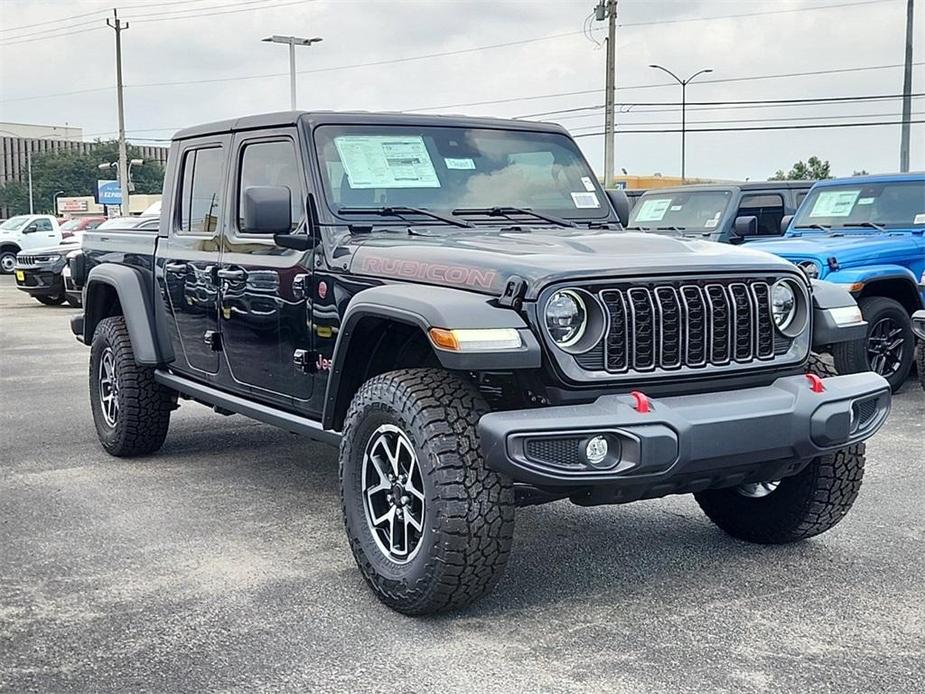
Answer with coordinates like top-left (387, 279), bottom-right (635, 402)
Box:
top-left (164, 262), bottom-right (187, 273)
top-left (216, 268), bottom-right (247, 281)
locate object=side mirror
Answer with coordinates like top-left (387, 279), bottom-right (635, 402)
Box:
top-left (242, 185), bottom-right (292, 234)
top-left (730, 215), bottom-right (758, 242)
top-left (606, 189), bottom-right (630, 227)
top-left (780, 214), bottom-right (794, 235)
top-left (22, 224), bottom-right (38, 234)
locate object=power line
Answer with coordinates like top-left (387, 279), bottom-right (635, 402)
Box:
top-left (567, 109), bottom-right (925, 131)
top-left (619, 0), bottom-right (898, 27)
top-left (571, 118), bottom-right (925, 137)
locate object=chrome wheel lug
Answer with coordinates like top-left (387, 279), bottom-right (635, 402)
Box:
top-left (401, 495), bottom-right (410, 506)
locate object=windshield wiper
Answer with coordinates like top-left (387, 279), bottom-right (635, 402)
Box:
top-left (794, 224), bottom-right (830, 231)
top-left (624, 225), bottom-right (652, 231)
top-left (452, 206), bottom-right (577, 228)
top-left (657, 226), bottom-right (687, 231)
top-left (337, 205), bottom-right (472, 229)
top-left (840, 221), bottom-right (885, 232)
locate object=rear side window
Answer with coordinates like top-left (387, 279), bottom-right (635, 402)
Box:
top-left (237, 140), bottom-right (305, 232)
top-left (179, 147), bottom-right (224, 233)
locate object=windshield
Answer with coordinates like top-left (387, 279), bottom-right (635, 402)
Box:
top-left (793, 180), bottom-right (925, 230)
top-left (60, 219), bottom-right (81, 231)
top-left (628, 191), bottom-right (731, 231)
top-left (0, 215), bottom-right (30, 231)
top-left (314, 125), bottom-right (609, 223)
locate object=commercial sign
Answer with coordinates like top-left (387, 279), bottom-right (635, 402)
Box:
top-left (59, 198), bottom-right (89, 212)
top-left (97, 180), bottom-right (122, 205)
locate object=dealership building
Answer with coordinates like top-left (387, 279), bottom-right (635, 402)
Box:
top-left (0, 122), bottom-right (168, 218)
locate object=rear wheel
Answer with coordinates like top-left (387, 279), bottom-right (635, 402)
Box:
top-left (694, 444), bottom-right (865, 544)
top-left (89, 316), bottom-right (173, 456)
top-left (339, 368), bottom-right (515, 615)
top-left (834, 296), bottom-right (913, 392)
top-left (35, 293), bottom-right (65, 306)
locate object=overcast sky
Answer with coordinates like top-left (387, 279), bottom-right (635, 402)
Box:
top-left (0, 0), bottom-right (921, 181)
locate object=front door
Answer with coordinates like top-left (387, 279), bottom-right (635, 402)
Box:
top-left (158, 141), bottom-right (227, 374)
top-left (217, 132), bottom-right (313, 408)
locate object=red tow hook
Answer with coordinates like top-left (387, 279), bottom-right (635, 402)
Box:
top-left (805, 373), bottom-right (826, 393)
top-left (630, 391), bottom-right (652, 413)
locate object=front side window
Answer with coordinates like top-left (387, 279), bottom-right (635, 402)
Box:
top-left (794, 180), bottom-right (925, 229)
top-left (738, 193), bottom-right (784, 236)
top-left (179, 147), bottom-right (224, 234)
top-left (314, 125), bottom-right (609, 222)
top-left (237, 140), bottom-right (305, 231)
top-left (629, 191), bottom-right (732, 232)
top-left (37, 219), bottom-right (53, 231)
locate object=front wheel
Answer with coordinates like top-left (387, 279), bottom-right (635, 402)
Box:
top-left (694, 444), bottom-right (865, 544)
top-left (834, 296), bottom-right (913, 392)
top-left (89, 316), bottom-right (173, 456)
top-left (339, 368), bottom-right (515, 615)
top-left (0, 251), bottom-right (16, 274)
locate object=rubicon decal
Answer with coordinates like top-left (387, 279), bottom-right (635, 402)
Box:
top-left (360, 256), bottom-right (497, 289)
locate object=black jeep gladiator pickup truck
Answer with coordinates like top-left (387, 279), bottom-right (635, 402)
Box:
top-left (70, 111), bottom-right (890, 615)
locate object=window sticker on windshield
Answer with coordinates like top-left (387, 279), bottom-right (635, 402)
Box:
top-left (914, 213), bottom-right (925, 224)
top-left (809, 189), bottom-right (861, 217)
top-left (571, 192), bottom-right (600, 209)
top-left (334, 135), bottom-right (440, 189)
top-left (857, 197), bottom-right (875, 205)
top-left (444, 157), bottom-right (476, 170)
top-left (581, 176), bottom-right (596, 192)
top-left (704, 218), bottom-right (718, 228)
top-left (634, 198), bottom-right (671, 222)
top-left (670, 205), bottom-right (683, 211)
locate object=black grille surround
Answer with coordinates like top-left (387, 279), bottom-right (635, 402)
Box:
top-left (544, 274), bottom-right (810, 382)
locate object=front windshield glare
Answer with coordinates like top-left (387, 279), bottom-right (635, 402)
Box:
top-left (794, 181), bottom-right (925, 229)
top-left (0, 215), bottom-right (29, 230)
top-left (628, 191), bottom-right (731, 230)
top-left (314, 125), bottom-right (609, 222)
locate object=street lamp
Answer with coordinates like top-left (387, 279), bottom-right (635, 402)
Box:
top-left (53, 190), bottom-right (65, 215)
top-left (261, 35), bottom-right (323, 110)
top-left (648, 65), bottom-right (713, 181)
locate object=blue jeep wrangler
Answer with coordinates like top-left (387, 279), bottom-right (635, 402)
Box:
top-left (747, 173), bottom-right (925, 391)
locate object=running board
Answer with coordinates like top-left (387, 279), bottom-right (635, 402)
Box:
top-left (154, 370), bottom-right (341, 446)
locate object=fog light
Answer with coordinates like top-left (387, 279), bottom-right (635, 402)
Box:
top-left (584, 436), bottom-right (609, 466)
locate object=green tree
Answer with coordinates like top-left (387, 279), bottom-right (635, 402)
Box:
top-left (0, 141), bottom-right (165, 215)
top-left (769, 156), bottom-right (832, 181)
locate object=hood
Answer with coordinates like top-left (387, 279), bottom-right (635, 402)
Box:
top-left (22, 241), bottom-right (79, 256)
top-left (746, 232), bottom-right (925, 267)
top-left (341, 227), bottom-right (799, 299)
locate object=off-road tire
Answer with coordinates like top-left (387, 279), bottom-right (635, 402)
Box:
top-left (916, 339), bottom-right (925, 390)
top-left (806, 351), bottom-right (838, 378)
top-left (339, 368), bottom-right (515, 615)
top-left (833, 296), bottom-right (912, 392)
top-left (89, 316), bottom-right (173, 457)
top-left (35, 294), bottom-right (65, 306)
top-left (694, 443), bottom-right (865, 544)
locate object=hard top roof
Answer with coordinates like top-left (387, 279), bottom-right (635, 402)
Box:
top-left (811, 172), bottom-right (925, 186)
top-left (639, 180), bottom-right (816, 196)
top-left (173, 110), bottom-right (570, 141)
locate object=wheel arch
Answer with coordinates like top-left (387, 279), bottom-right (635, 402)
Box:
top-left (856, 277), bottom-right (923, 315)
top-left (321, 284), bottom-right (541, 431)
top-left (83, 264), bottom-right (173, 366)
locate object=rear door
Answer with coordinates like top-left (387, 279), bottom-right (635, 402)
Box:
top-left (158, 138), bottom-right (228, 375)
top-left (217, 130), bottom-right (313, 408)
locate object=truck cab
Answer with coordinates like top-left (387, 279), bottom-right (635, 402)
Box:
top-left (626, 181), bottom-right (813, 244)
top-left (746, 173), bottom-right (925, 391)
top-left (0, 214), bottom-right (62, 274)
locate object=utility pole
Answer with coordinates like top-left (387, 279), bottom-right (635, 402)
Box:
top-left (649, 64), bottom-right (713, 181)
top-left (107, 9), bottom-right (130, 215)
top-left (594, 0), bottom-right (618, 186)
top-left (262, 35), bottom-right (323, 110)
top-left (900, 0), bottom-right (915, 172)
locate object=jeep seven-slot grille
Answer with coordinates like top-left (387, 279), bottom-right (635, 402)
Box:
top-left (17, 255), bottom-right (36, 266)
top-left (596, 279), bottom-right (779, 374)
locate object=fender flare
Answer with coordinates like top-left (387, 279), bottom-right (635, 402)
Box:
top-left (321, 284), bottom-right (541, 429)
top-left (824, 265), bottom-right (922, 298)
top-left (810, 279), bottom-right (866, 347)
top-left (83, 264), bottom-right (173, 366)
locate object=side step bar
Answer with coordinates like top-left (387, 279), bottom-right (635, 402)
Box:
top-left (154, 370), bottom-right (341, 446)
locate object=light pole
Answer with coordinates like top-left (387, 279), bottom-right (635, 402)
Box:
top-left (261, 35), bottom-right (323, 110)
top-left (53, 190), bottom-right (65, 215)
top-left (648, 65), bottom-right (713, 181)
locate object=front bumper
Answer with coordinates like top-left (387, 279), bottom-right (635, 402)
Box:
top-left (479, 373), bottom-right (890, 497)
top-left (14, 266), bottom-right (64, 296)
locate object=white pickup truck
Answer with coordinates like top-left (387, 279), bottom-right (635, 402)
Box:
top-left (0, 214), bottom-right (62, 273)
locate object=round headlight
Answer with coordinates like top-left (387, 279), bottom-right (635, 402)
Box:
top-left (798, 261), bottom-right (819, 280)
top-left (545, 289), bottom-right (587, 347)
top-left (771, 280), bottom-right (797, 331)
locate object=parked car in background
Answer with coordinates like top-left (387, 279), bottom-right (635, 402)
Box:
top-left (746, 173), bottom-right (925, 391)
top-left (627, 181), bottom-right (814, 243)
top-left (0, 214), bottom-right (62, 274)
top-left (15, 216), bottom-right (158, 306)
top-left (59, 216), bottom-right (107, 240)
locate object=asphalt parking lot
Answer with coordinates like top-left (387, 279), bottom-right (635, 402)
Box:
top-left (1, 274), bottom-right (924, 694)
